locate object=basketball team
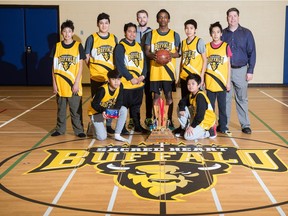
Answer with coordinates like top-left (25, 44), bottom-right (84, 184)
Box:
top-left (50, 7), bottom-right (256, 142)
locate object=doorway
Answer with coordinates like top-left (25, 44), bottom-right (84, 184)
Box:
top-left (0, 5), bottom-right (59, 85)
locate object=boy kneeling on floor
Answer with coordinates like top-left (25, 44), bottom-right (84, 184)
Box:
top-left (88, 69), bottom-right (128, 142)
top-left (173, 74), bottom-right (217, 140)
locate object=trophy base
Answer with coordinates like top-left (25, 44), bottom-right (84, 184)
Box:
top-left (146, 128), bottom-right (177, 144)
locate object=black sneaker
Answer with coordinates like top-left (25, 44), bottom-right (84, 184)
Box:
top-left (209, 125), bottom-right (217, 139)
top-left (242, 127), bottom-right (252, 134)
top-left (77, 133), bottom-right (86, 138)
top-left (51, 131), bottom-right (61, 137)
top-left (167, 119), bottom-right (175, 130)
top-left (173, 127), bottom-right (185, 137)
top-left (128, 119), bottom-right (134, 129)
top-left (134, 125), bottom-right (150, 134)
top-left (216, 126), bottom-right (232, 137)
top-left (144, 118), bottom-right (153, 127)
top-left (107, 126), bottom-right (115, 134)
top-left (121, 127), bottom-right (130, 135)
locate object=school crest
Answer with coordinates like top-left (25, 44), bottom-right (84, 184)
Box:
top-left (154, 41), bottom-right (172, 51)
top-left (58, 55), bottom-right (76, 71)
top-left (128, 51), bottom-right (142, 67)
top-left (97, 45), bottom-right (113, 61)
top-left (183, 50), bottom-right (196, 66)
top-left (208, 54), bottom-right (224, 71)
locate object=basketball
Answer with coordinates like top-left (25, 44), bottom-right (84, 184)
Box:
top-left (155, 50), bottom-right (170, 65)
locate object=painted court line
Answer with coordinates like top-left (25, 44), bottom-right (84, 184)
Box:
top-left (230, 137), bottom-right (285, 215)
top-left (211, 188), bottom-right (224, 216)
top-left (105, 131), bottom-right (134, 216)
top-left (43, 139), bottom-right (96, 216)
top-left (0, 109), bottom-right (7, 114)
top-left (0, 95), bottom-right (55, 128)
top-left (259, 90), bottom-right (288, 108)
top-left (0, 96), bottom-right (10, 101)
top-left (43, 169), bottom-right (78, 216)
top-left (193, 140), bottom-right (224, 215)
top-left (105, 186), bottom-right (119, 216)
top-left (252, 170), bottom-right (286, 216)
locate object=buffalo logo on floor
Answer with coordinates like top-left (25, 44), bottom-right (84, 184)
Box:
top-left (27, 143), bottom-right (288, 201)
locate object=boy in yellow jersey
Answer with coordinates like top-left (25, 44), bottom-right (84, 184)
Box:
top-left (145, 9), bottom-right (181, 130)
top-left (50, 20), bottom-right (86, 137)
top-left (114, 22), bottom-right (149, 134)
top-left (127, 9), bottom-right (153, 129)
top-left (179, 19), bottom-right (207, 98)
top-left (173, 74), bottom-right (217, 140)
top-left (89, 70), bottom-right (128, 142)
top-left (85, 13), bottom-right (118, 134)
top-left (205, 22), bottom-right (232, 136)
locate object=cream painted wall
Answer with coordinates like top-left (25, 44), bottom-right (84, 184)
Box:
top-left (1, 1), bottom-right (287, 84)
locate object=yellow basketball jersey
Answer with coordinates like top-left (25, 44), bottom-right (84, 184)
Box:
top-left (89, 33), bottom-right (116, 82)
top-left (120, 41), bottom-right (145, 89)
top-left (180, 36), bottom-right (203, 80)
top-left (205, 42), bottom-right (229, 92)
top-left (88, 83), bottom-right (120, 116)
top-left (53, 41), bottom-right (82, 97)
top-left (189, 91), bottom-right (216, 129)
top-left (150, 29), bottom-right (177, 82)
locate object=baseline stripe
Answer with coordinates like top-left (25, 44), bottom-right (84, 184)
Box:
top-left (259, 90), bottom-right (288, 108)
top-left (43, 139), bottom-right (96, 216)
top-left (0, 96), bottom-right (10, 101)
top-left (249, 110), bottom-right (288, 145)
top-left (106, 130), bottom-right (134, 216)
top-left (211, 188), bottom-right (224, 216)
top-left (252, 170), bottom-right (286, 216)
top-left (0, 96), bottom-right (91, 179)
top-left (230, 138), bottom-right (285, 215)
top-left (43, 169), bottom-right (78, 216)
top-left (0, 95), bottom-right (55, 128)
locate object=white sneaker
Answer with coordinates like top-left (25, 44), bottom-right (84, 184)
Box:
top-left (114, 134), bottom-right (129, 142)
top-left (204, 131), bottom-right (210, 138)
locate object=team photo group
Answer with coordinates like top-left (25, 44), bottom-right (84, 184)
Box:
top-left (51, 7), bottom-right (256, 143)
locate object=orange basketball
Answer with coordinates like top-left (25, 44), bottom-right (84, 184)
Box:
top-left (155, 50), bottom-right (170, 65)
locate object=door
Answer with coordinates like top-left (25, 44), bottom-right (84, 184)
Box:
top-left (0, 6), bottom-right (59, 85)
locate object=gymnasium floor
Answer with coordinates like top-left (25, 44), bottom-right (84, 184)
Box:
top-left (0, 86), bottom-right (287, 216)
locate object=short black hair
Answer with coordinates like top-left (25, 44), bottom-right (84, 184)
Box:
top-left (156, 9), bottom-right (170, 20)
top-left (107, 69), bottom-right (122, 79)
top-left (186, 73), bottom-right (201, 85)
top-left (184, 19), bottom-right (197, 29)
top-left (97, 13), bottom-right (110, 24)
top-left (124, 22), bottom-right (137, 32)
top-left (226, 7), bottom-right (239, 16)
top-left (209, 21), bottom-right (222, 35)
top-left (61, 20), bottom-right (74, 32)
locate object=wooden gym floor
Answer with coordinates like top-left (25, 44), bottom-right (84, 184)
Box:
top-left (0, 85), bottom-right (287, 216)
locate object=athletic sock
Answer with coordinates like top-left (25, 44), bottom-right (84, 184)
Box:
top-left (114, 134), bottom-right (129, 142)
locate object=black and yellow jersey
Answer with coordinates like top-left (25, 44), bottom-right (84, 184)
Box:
top-left (205, 42), bottom-right (229, 92)
top-left (53, 41), bottom-right (83, 97)
top-left (89, 33), bottom-right (117, 82)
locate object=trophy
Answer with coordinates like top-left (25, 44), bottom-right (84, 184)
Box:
top-left (145, 97), bottom-right (177, 144)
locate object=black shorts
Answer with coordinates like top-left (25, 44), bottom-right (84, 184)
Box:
top-left (123, 88), bottom-right (144, 108)
top-left (90, 79), bottom-right (106, 97)
top-left (150, 81), bottom-right (173, 95)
